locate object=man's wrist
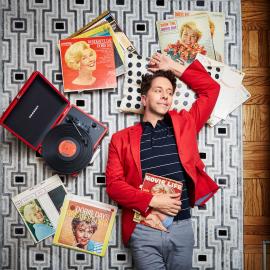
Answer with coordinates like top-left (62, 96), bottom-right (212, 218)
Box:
top-left (170, 60), bottom-right (188, 78)
top-left (149, 195), bottom-right (156, 208)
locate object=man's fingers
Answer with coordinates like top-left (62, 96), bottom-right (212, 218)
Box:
top-left (147, 67), bottom-right (159, 72)
top-left (152, 52), bottom-right (161, 61)
top-left (149, 58), bottom-right (160, 65)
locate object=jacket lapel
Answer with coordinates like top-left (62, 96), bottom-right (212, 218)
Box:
top-left (169, 111), bottom-right (183, 155)
top-left (129, 124), bottom-right (143, 179)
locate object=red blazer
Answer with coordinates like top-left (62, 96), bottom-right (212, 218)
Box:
top-left (106, 60), bottom-right (220, 246)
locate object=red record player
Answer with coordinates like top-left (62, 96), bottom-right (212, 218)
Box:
top-left (0, 71), bottom-right (108, 175)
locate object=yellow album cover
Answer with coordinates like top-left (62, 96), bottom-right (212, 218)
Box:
top-left (68, 10), bottom-right (137, 54)
top-left (53, 194), bottom-right (117, 257)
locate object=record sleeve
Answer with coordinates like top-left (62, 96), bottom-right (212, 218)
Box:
top-left (12, 175), bottom-right (67, 243)
top-left (156, 14), bottom-right (215, 63)
top-left (174, 10), bottom-right (225, 62)
top-left (133, 173), bottom-right (183, 231)
top-left (53, 194), bottom-right (117, 256)
top-left (59, 36), bottom-right (117, 92)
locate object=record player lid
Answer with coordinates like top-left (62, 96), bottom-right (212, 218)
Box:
top-left (0, 72), bottom-right (69, 151)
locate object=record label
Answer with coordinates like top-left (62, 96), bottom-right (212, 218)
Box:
top-left (58, 139), bottom-right (77, 158)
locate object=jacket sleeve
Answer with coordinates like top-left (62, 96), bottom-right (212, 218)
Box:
top-left (105, 135), bottom-right (153, 216)
top-left (180, 60), bottom-right (220, 133)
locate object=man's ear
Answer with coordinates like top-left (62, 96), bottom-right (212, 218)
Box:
top-left (141, 95), bottom-right (147, 107)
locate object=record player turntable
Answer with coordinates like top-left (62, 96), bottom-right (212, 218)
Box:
top-left (0, 71), bottom-right (108, 175)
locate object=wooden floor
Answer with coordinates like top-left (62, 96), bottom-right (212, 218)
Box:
top-left (242, 0), bottom-right (270, 269)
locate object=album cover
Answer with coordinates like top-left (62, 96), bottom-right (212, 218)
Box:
top-left (72, 22), bottom-right (125, 76)
top-left (53, 194), bottom-right (117, 257)
top-left (156, 14), bottom-right (215, 63)
top-left (195, 53), bottom-right (250, 126)
top-left (12, 175), bottom-right (67, 243)
top-left (133, 173), bottom-right (183, 231)
top-left (174, 10), bottom-right (225, 62)
top-left (68, 10), bottom-right (137, 54)
top-left (59, 36), bottom-right (117, 92)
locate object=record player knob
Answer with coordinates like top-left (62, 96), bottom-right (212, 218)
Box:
top-left (91, 122), bottom-right (97, 128)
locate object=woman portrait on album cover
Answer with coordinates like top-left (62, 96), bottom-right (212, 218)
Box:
top-left (71, 213), bottom-right (101, 252)
top-left (65, 41), bottom-right (97, 86)
top-left (22, 200), bottom-right (55, 241)
top-left (164, 21), bottom-right (206, 63)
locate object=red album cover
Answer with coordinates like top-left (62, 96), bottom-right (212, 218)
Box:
top-left (59, 36), bottom-right (117, 92)
top-left (133, 173), bottom-right (183, 231)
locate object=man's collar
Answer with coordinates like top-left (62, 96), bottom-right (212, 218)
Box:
top-left (141, 113), bottom-right (171, 131)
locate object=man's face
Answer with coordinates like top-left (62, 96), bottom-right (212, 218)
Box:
top-left (141, 76), bottom-right (174, 117)
top-left (75, 222), bottom-right (95, 247)
top-left (181, 28), bottom-right (198, 46)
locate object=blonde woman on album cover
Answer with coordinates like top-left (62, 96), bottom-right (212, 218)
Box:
top-left (71, 213), bottom-right (100, 252)
top-left (180, 22), bottom-right (202, 47)
top-left (164, 21), bottom-right (206, 63)
top-left (65, 41), bottom-right (97, 86)
top-left (23, 200), bottom-right (55, 241)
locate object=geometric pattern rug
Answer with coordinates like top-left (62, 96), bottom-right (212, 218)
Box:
top-left (0, 0), bottom-right (243, 269)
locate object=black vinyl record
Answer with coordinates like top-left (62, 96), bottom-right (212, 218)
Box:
top-left (42, 124), bottom-right (93, 174)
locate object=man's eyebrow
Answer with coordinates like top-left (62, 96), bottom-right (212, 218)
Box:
top-left (153, 86), bottom-right (173, 91)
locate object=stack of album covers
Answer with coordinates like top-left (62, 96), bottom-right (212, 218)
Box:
top-left (155, 10), bottom-right (250, 125)
top-left (12, 176), bottom-right (118, 257)
top-left (58, 10), bottom-right (137, 92)
top-left (63, 10), bottom-right (137, 77)
top-left (195, 54), bottom-right (251, 126)
top-left (68, 10), bottom-right (137, 55)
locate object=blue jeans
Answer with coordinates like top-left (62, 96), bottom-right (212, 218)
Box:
top-left (129, 219), bottom-right (194, 270)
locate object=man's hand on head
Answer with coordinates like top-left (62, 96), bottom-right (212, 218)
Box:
top-left (148, 52), bottom-right (188, 78)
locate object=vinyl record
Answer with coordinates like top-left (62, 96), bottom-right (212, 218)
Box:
top-left (42, 124), bottom-right (93, 174)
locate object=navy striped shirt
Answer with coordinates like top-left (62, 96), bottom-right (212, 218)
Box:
top-left (140, 115), bottom-right (191, 221)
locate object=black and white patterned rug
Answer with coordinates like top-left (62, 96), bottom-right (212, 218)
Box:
top-left (0, 0), bottom-right (243, 269)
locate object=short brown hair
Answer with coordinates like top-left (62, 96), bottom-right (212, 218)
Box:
top-left (140, 70), bottom-right (176, 96)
